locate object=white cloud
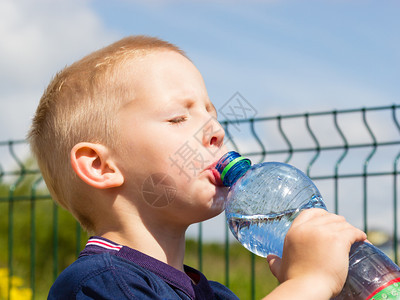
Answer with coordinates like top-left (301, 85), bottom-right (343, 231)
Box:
top-left (0, 0), bottom-right (119, 140)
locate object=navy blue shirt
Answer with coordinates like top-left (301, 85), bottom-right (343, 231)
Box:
top-left (48, 237), bottom-right (239, 299)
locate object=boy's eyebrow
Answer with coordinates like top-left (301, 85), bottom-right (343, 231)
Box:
top-left (169, 95), bottom-right (217, 117)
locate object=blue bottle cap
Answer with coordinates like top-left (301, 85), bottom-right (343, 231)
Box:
top-left (216, 151), bottom-right (251, 186)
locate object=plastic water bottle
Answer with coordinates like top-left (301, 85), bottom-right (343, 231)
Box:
top-left (216, 151), bottom-right (400, 299)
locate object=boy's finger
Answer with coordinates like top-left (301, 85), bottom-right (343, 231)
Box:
top-left (343, 226), bottom-right (367, 245)
top-left (267, 254), bottom-right (282, 282)
top-left (291, 208), bottom-right (328, 227)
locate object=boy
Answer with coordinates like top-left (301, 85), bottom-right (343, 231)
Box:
top-left (28, 35), bottom-right (366, 299)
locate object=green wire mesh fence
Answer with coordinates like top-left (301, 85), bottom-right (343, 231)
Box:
top-left (0, 104), bottom-right (399, 299)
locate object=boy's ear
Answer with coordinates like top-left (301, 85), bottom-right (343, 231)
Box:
top-left (70, 142), bottom-right (124, 189)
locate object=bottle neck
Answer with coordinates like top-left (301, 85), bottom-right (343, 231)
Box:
top-left (215, 151), bottom-right (251, 187)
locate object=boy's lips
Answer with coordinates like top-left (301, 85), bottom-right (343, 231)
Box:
top-left (202, 161), bottom-right (223, 186)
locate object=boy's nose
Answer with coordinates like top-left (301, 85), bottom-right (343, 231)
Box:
top-left (201, 117), bottom-right (225, 149)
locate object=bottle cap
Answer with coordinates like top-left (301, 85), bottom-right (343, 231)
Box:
top-left (220, 156), bottom-right (251, 182)
top-left (216, 151), bottom-right (251, 185)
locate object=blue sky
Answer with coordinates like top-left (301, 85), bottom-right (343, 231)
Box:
top-left (92, 1), bottom-right (400, 114)
top-left (0, 0), bottom-right (399, 241)
top-left (0, 0), bottom-right (399, 140)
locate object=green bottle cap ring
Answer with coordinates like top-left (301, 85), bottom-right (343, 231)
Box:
top-left (221, 157), bottom-right (251, 182)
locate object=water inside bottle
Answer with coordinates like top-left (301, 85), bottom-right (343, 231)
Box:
top-left (227, 195), bottom-right (325, 258)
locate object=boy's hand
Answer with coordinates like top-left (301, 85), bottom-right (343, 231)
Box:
top-left (267, 208), bottom-right (366, 298)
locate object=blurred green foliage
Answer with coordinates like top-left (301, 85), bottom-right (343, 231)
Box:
top-left (185, 239), bottom-right (278, 299)
top-left (0, 160), bottom-right (89, 299)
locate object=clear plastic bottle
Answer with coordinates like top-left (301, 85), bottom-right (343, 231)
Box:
top-left (216, 151), bottom-right (400, 299)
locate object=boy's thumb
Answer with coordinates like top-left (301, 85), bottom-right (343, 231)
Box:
top-left (266, 255), bottom-right (282, 282)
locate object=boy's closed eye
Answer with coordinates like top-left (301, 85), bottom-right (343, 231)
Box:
top-left (168, 116), bottom-right (188, 125)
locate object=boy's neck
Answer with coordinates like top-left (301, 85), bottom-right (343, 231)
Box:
top-left (98, 215), bottom-right (187, 272)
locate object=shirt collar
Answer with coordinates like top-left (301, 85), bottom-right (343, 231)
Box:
top-left (79, 236), bottom-right (215, 299)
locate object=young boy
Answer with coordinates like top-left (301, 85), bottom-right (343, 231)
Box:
top-left (28, 35), bottom-right (366, 299)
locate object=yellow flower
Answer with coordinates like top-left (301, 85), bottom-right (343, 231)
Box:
top-left (0, 268), bottom-right (32, 300)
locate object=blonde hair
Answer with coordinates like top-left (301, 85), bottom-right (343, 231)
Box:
top-left (28, 35), bottom-right (186, 232)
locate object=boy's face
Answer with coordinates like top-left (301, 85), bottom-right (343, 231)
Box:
top-left (115, 50), bottom-right (228, 227)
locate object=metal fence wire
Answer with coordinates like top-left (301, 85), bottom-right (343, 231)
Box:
top-left (0, 104), bottom-right (400, 299)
